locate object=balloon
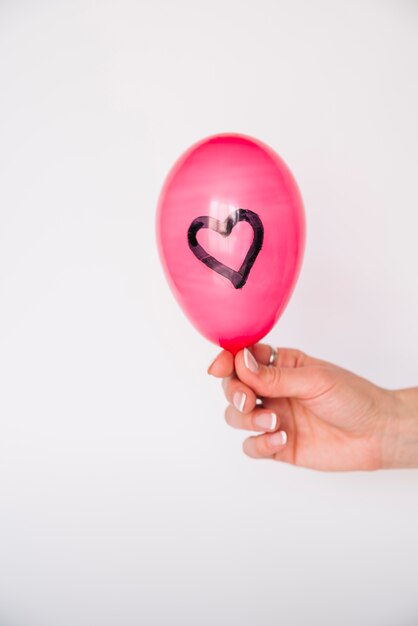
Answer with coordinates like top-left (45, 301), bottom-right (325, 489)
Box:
top-left (156, 133), bottom-right (305, 354)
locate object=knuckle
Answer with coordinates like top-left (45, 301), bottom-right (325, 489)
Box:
top-left (262, 365), bottom-right (282, 395)
top-left (294, 349), bottom-right (307, 366)
top-left (281, 348), bottom-right (307, 368)
top-left (314, 366), bottom-right (334, 391)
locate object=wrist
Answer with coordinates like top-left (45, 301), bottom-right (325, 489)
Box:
top-left (380, 388), bottom-right (418, 469)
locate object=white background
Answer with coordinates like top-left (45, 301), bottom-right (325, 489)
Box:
top-left (1, 1), bottom-right (418, 625)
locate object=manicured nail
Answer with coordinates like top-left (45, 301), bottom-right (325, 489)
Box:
top-left (233, 391), bottom-right (246, 412)
top-left (254, 412), bottom-right (277, 431)
top-left (267, 430), bottom-right (287, 448)
top-left (243, 348), bottom-right (258, 372)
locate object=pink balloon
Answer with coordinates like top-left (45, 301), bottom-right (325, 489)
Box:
top-left (156, 133), bottom-right (305, 354)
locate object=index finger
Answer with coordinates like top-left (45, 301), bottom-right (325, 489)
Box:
top-left (207, 350), bottom-right (235, 378)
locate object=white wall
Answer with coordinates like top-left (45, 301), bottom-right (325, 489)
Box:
top-left (1, 1), bottom-right (418, 625)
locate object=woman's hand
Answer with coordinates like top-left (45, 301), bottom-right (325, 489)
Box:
top-left (208, 344), bottom-right (418, 471)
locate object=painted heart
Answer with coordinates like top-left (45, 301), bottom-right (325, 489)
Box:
top-left (187, 208), bottom-right (264, 289)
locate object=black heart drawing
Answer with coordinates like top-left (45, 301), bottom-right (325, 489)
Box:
top-left (187, 208), bottom-right (264, 289)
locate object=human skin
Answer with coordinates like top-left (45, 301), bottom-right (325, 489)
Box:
top-left (208, 344), bottom-right (418, 471)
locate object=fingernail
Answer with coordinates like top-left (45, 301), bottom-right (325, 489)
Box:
top-left (254, 412), bottom-right (277, 431)
top-left (267, 430), bottom-right (287, 448)
top-left (243, 348), bottom-right (258, 372)
top-left (233, 391), bottom-right (246, 412)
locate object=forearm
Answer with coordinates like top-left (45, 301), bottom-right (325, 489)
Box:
top-left (382, 388), bottom-right (418, 469)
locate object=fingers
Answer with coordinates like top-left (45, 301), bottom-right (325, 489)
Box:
top-left (235, 347), bottom-right (327, 400)
top-left (251, 344), bottom-right (304, 367)
top-left (225, 403), bottom-right (280, 432)
top-left (207, 344), bottom-right (318, 378)
top-left (221, 375), bottom-right (258, 413)
top-left (207, 350), bottom-right (234, 378)
top-left (209, 344), bottom-right (299, 463)
top-left (251, 344), bottom-right (322, 368)
top-left (243, 430), bottom-right (289, 459)
top-left (225, 398), bottom-right (291, 461)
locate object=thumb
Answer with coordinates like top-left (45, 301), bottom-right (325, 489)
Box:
top-left (235, 347), bottom-right (325, 399)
